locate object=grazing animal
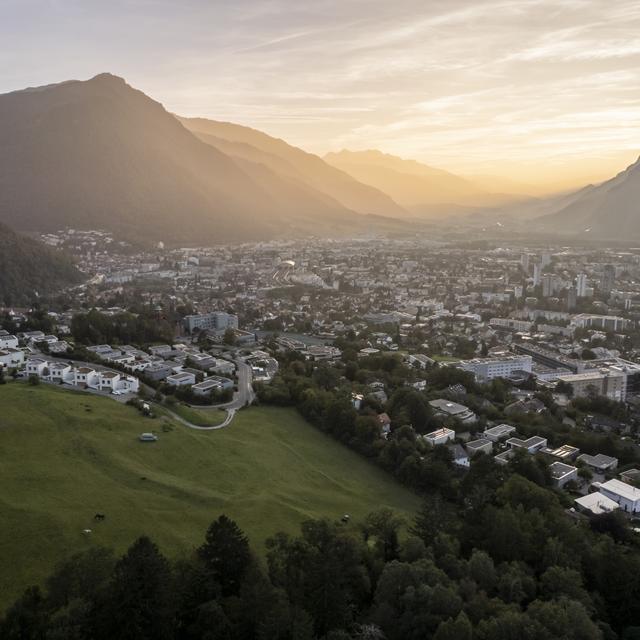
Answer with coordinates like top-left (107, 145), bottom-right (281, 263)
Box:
top-left (94, 513), bottom-right (105, 521)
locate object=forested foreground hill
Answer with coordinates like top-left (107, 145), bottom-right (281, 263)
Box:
top-left (0, 223), bottom-right (81, 305)
top-left (0, 492), bottom-right (635, 640)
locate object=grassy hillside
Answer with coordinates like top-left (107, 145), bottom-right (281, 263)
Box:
top-left (0, 383), bottom-right (420, 610)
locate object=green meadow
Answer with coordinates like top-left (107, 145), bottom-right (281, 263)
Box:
top-left (0, 383), bottom-right (420, 610)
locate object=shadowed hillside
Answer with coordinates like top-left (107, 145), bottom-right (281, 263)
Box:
top-left (0, 223), bottom-right (81, 305)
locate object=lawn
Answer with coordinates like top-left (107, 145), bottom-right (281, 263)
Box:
top-left (431, 354), bottom-right (460, 363)
top-left (167, 402), bottom-right (227, 426)
top-left (0, 383), bottom-right (420, 611)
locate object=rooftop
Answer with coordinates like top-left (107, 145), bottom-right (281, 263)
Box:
top-left (466, 438), bottom-right (492, 450)
top-left (429, 399), bottom-right (471, 415)
top-left (600, 479), bottom-right (640, 502)
top-left (575, 492), bottom-right (620, 515)
top-left (484, 424), bottom-right (516, 438)
top-left (549, 461), bottom-right (577, 479)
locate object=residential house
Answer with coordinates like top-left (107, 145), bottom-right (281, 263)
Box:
top-left (25, 357), bottom-right (49, 377)
top-left (466, 438), bottom-right (493, 456)
top-left (423, 427), bottom-right (456, 446)
top-left (449, 443), bottom-right (470, 468)
top-left (483, 424), bottom-right (516, 442)
top-left (506, 435), bottom-right (548, 454)
top-left (166, 372), bottom-right (196, 387)
top-left (574, 492), bottom-right (620, 515)
top-left (598, 479), bottom-right (640, 513)
top-left (74, 367), bottom-right (100, 388)
top-left (549, 461), bottom-right (578, 488)
top-left (0, 348), bottom-right (25, 368)
top-left (577, 453), bottom-right (618, 474)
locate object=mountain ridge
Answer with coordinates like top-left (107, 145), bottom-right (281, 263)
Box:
top-left (0, 73), bottom-right (404, 245)
top-left (539, 155), bottom-right (640, 238)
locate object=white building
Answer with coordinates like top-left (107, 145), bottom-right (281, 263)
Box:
top-left (166, 372), bottom-right (196, 387)
top-left (549, 461), bottom-right (578, 488)
top-left (457, 355), bottom-right (532, 382)
top-left (423, 427), bottom-right (456, 446)
top-left (0, 333), bottom-right (19, 349)
top-left (598, 479), bottom-right (640, 513)
top-left (98, 371), bottom-right (121, 391)
top-left (25, 357), bottom-right (49, 377)
top-left (429, 399), bottom-right (477, 424)
top-left (483, 424), bottom-right (516, 442)
top-left (46, 362), bottom-right (72, 382)
top-left (571, 314), bottom-right (632, 332)
top-left (507, 435), bottom-right (547, 454)
top-left (74, 367), bottom-right (100, 388)
top-left (0, 348), bottom-right (25, 368)
top-left (183, 312), bottom-right (238, 333)
top-left (192, 376), bottom-right (233, 397)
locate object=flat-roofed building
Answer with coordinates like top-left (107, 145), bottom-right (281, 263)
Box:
top-left (183, 312), bottom-right (238, 333)
top-left (549, 461), bottom-right (578, 488)
top-left (507, 435), bottom-right (548, 454)
top-left (423, 427), bottom-right (456, 446)
top-left (547, 444), bottom-right (580, 461)
top-left (429, 399), bottom-right (477, 425)
top-left (166, 372), bottom-right (196, 387)
top-left (192, 376), bottom-right (234, 397)
top-left (620, 468), bottom-right (640, 485)
top-left (0, 348), bottom-right (25, 368)
top-left (598, 479), bottom-right (640, 513)
top-left (556, 370), bottom-right (627, 402)
top-left (577, 453), bottom-right (618, 473)
top-left (457, 355), bottom-right (532, 383)
top-left (466, 438), bottom-right (493, 456)
top-left (483, 424), bottom-right (516, 442)
top-left (575, 492), bottom-right (620, 515)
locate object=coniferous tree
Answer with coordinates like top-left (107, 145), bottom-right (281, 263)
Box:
top-left (198, 515), bottom-right (251, 597)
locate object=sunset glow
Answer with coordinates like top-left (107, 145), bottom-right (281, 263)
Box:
top-left (2, 0), bottom-right (639, 193)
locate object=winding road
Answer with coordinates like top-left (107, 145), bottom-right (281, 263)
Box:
top-left (160, 360), bottom-right (255, 430)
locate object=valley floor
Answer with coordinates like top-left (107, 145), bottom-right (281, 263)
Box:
top-left (0, 383), bottom-right (420, 611)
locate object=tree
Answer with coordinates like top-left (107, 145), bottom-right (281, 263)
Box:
top-left (468, 549), bottom-right (496, 593)
top-left (93, 537), bottom-right (175, 640)
top-left (434, 612), bottom-right (472, 640)
top-left (363, 509), bottom-right (404, 562)
top-left (0, 586), bottom-right (48, 640)
top-left (526, 597), bottom-right (601, 640)
top-left (198, 515), bottom-right (251, 597)
top-left (223, 328), bottom-right (236, 346)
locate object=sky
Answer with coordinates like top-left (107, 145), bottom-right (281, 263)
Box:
top-left (2, 0), bottom-right (640, 192)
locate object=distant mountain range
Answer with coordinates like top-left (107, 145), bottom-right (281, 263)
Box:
top-left (0, 223), bottom-right (81, 305)
top-left (0, 72), bottom-right (637, 243)
top-left (323, 149), bottom-right (530, 217)
top-left (180, 119), bottom-right (407, 219)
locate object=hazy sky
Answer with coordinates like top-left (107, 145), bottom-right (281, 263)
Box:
top-left (2, 0), bottom-right (639, 190)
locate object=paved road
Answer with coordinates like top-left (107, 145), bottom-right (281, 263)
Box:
top-left (159, 405), bottom-right (237, 431)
